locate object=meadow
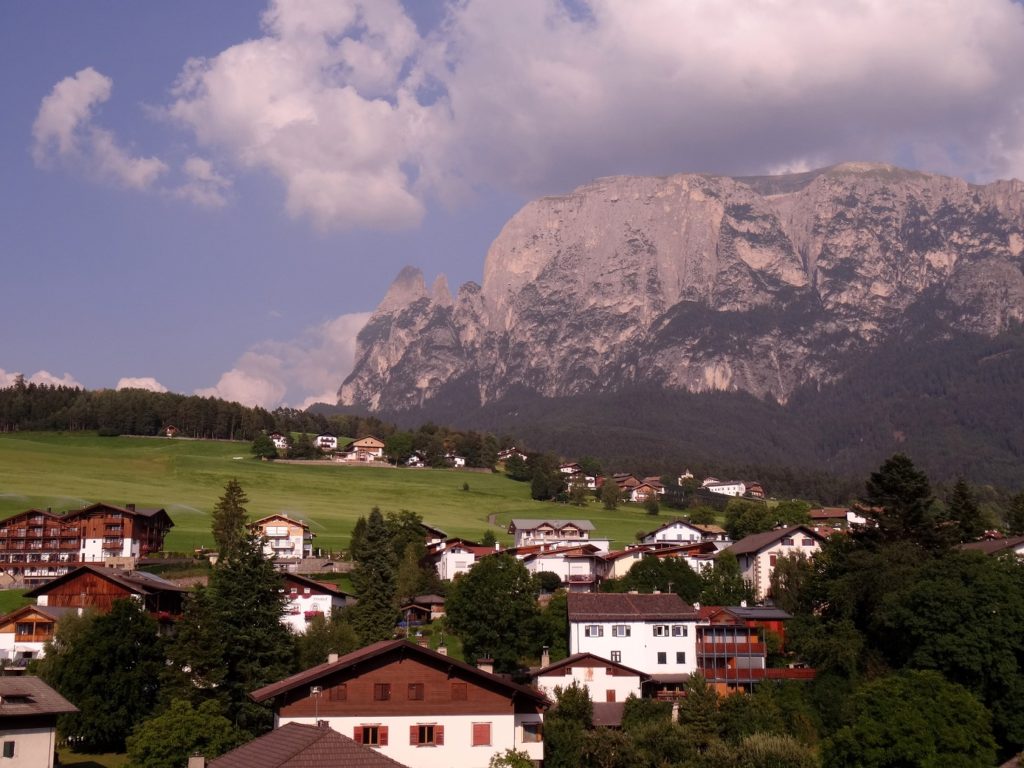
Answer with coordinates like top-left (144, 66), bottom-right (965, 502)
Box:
top-left (0, 433), bottom-right (667, 553)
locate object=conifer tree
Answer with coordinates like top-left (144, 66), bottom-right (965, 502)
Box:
top-left (211, 478), bottom-right (249, 556)
top-left (945, 478), bottom-right (985, 542)
top-left (350, 508), bottom-right (398, 643)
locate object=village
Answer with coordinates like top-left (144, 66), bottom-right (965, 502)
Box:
top-left (0, 446), bottom-right (1021, 768)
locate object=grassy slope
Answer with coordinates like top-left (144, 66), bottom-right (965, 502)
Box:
top-left (0, 433), bottom-right (663, 552)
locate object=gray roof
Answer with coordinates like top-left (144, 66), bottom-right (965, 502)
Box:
top-left (567, 592), bottom-right (699, 622)
top-left (725, 526), bottom-right (824, 556)
top-left (960, 535), bottom-right (1024, 556)
top-left (508, 519), bottom-right (596, 531)
top-left (209, 723), bottom-right (410, 768)
top-left (0, 676), bottom-right (77, 718)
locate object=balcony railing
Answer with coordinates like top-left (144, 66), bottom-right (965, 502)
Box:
top-left (567, 574), bottom-right (596, 583)
top-left (696, 641), bottom-right (766, 656)
top-left (699, 667), bottom-right (816, 682)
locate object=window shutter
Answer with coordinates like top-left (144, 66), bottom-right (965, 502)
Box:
top-left (353, 727), bottom-right (363, 744)
top-left (435, 725), bottom-right (444, 745)
top-left (410, 725), bottom-right (418, 745)
top-left (379, 726), bottom-right (388, 746)
top-left (472, 722), bottom-right (490, 746)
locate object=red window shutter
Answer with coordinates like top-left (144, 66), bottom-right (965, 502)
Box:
top-left (410, 725), bottom-right (418, 745)
top-left (435, 725), bottom-right (444, 745)
top-left (379, 726), bottom-right (388, 746)
top-left (353, 727), bottom-right (363, 744)
top-left (472, 722), bottom-right (490, 746)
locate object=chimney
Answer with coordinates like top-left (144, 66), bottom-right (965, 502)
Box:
top-left (188, 756), bottom-right (205, 768)
top-left (740, 600), bottom-right (747, 608)
top-left (126, 503), bottom-right (136, 512)
top-left (327, 653), bottom-right (339, 664)
top-left (477, 658), bottom-right (494, 674)
top-left (437, 644), bottom-right (448, 656)
top-left (495, 542), bottom-right (500, 551)
top-left (693, 602), bottom-right (701, 611)
top-left (541, 646), bottom-right (550, 668)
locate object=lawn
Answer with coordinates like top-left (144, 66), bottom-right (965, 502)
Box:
top-left (0, 433), bottom-right (665, 553)
top-left (0, 588), bottom-right (29, 613)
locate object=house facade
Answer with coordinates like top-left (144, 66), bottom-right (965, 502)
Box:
top-left (0, 504), bottom-right (173, 584)
top-left (518, 545), bottom-right (605, 592)
top-left (281, 574), bottom-right (356, 634)
top-left (567, 593), bottom-right (700, 679)
top-left (0, 677), bottom-right (77, 768)
top-left (0, 606), bottom-right (76, 671)
top-left (427, 539), bottom-right (496, 581)
top-left (315, 433), bottom-right (338, 452)
top-left (532, 653), bottom-right (647, 703)
top-left (24, 564), bottom-right (186, 618)
top-left (249, 514), bottom-right (314, 561)
top-left (250, 640), bottom-right (547, 768)
top-left (206, 722), bottom-right (410, 768)
top-left (343, 437), bottom-right (386, 462)
top-left (507, 520), bottom-right (607, 551)
top-left (726, 526), bottom-right (826, 601)
top-left (641, 519), bottom-right (708, 546)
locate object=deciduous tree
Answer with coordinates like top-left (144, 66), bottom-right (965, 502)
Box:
top-left (126, 699), bottom-right (247, 768)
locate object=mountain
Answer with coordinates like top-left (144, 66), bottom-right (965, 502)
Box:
top-left (338, 163), bottom-right (1024, 486)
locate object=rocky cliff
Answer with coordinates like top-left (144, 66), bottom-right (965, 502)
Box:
top-left (339, 163), bottom-right (1024, 411)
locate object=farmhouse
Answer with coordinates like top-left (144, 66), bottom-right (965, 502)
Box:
top-left (532, 652), bottom-right (648, 705)
top-left (24, 564), bottom-right (186, 619)
top-left (341, 437), bottom-right (386, 462)
top-left (0, 605), bottom-right (76, 671)
top-left (281, 573), bottom-right (356, 634)
top-left (250, 639), bottom-right (548, 768)
top-left (0, 676), bottom-right (77, 768)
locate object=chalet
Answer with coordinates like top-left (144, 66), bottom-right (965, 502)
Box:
top-left (725, 526), bottom-right (826, 601)
top-left (497, 448), bottom-right (527, 463)
top-left (507, 520), bottom-right (608, 551)
top-left (641, 519), bottom-right (707, 546)
top-left (342, 437), bottom-right (386, 462)
top-left (808, 507), bottom-right (868, 530)
top-left (405, 453), bottom-right (426, 468)
top-left (641, 477), bottom-right (666, 496)
top-left (960, 535), bottom-right (1024, 558)
top-left (249, 514), bottom-right (314, 561)
top-left (269, 432), bottom-right (290, 450)
top-left (517, 544), bottom-right (605, 592)
top-left (411, 594), bottom-right (445, 621)
top-left (23, 564), bottom-right (186, 618)
top-left (703, 481), bottom-right (746, 497)
top-left (0, 503), bottom-right (173, 584)
top-left (444, 453), bottom-right (467, 468)
top-left (249, 640), bottom-right (548, 768)
top-left (532, 652), bottom-right (648, 705)
top-left (645, 541), bottom-right (719, 573)
top-left (0, 605), bottom-right (77, 670)
top-left (427, 539), bottom-right (496, 581)
top-left (567, 593), bottom-right (701, 688)
top-left (695, 605), bottom-right (812, 693)
top-left (0, 677), bottom-right (77, 768)
top-left (282, 574), bottom-right (356, 634)
top-left (206, 722), bottom-right (410, 768)
top-left (600, 546), bottom-right (656, 580)
top-left (418, 523), bottom-right (448, 548)
top-left (315, 433), bottom-right (339, 452)
top-left (693, 523), bottom-right (730, 543)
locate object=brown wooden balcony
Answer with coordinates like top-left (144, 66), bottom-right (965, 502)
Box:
top-left (697, 641), bottom-right (766, 656)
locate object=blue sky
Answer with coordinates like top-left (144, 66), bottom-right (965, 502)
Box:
top-left (4, 0), bottom-right (1024, 408)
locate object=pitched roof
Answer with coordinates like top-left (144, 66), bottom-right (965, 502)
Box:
top-left (283, 573), bottom-right (353, 597)
top-left (567, 592), bottom-right (699, 622)
top-left (698, 605), bottom-right (792, 622)
top-left (642, 518), bottom-right (704, 538)
top-left (725, 526), bottom-right (825, 556)
top-left (0, 604), bottom-right (78, 625)
top-left (960, 535), bottom-right (1024, 555)
top-left (507, 519), bottom-right (596, 532)
top-left (209, 722), bottom-right (409, 768)
top-left (0, 676), bottom-right (77, 717)
top-left (591, 701), bottom-right (626, 728)
top-left (249, 640), bottom-right (547, 706)
top-left (251, 514), bottom-right (310, 529)
top-left (65, 502), bottom-right (172, 522)
top-left (534, 652), bottom-right (649, 680)
top-left (23, 564), bottom-right (188, 598)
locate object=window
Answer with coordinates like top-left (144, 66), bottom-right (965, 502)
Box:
top-left (657, 652), bottom-right (667, 664)
top-left (610, 651), bottom-right (621, 663)
top-left (802, 538), bottom-right (815, 547)
top-left (408, 683), bottom-right (424, 700)
top-left (410, 724), bottom-right (443, 746)
top-left (451, 682), bottom-right (468, 701)
top-left (671, 625), bottom-right (688, 637)
top-left (355, 726), bottom-right (386, 747)
top-left (612, 625), bottom-right (630, 637)
top-left (584, 625), bottom-right (603, 637)
top-left (328, 684), bottom-right (346, 702)
top-left (769, 554), bottom-right (777, 566)
top-left (782, 537), bottom-right (794, 546)
top-left (304, 587), bottom-right (311, 594)
top-left (373, 683), bottom-right (391, 701)
top-left (676, 652), bottom-right (686, 664)
top-left (472, 722), bottom-right (492, 746)
top-left (606, 690), bottom-right (616, 702)
top-left (522, 722), bottom-right (543, 743)
top-left (2, 742), bottom-right (12, 759)
top-left (15, 622), bottom-right (32, 636)
top-left (653, 625), bottom-right (669, 637)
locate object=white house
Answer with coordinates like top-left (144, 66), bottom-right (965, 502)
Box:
top-left (315, 433), bottom-right (339, 452)
top-left (725, 525), bottom-right (826, 601)
top-left (641, 519), bottom-right (708, 546)
top-left (518, 545), bottom-right (605, 592)
top-left (600, 547), bottom-right (655, 580)
top-left (0, 606), bottom-right (76, 670)
top-left (567, 592), bottom-right (701, 679)
top-left (250, 640), bottom-right (548, 768)
top-left (405, 452), bottom-right (426, 468)
top-left (281, 574), bottom-right (356, 634)
top-left (445, 453), bottom-right (467, 468)
top-left (342, 437), bottom-right (386, 462)
top-left (250, 514), bottom-right (314, 561)
top-left (532, 652), bottom-right (647, 704)
top-left (0, 677), bottom-right (78, 768)
top-left (427, 539), bottom-right (496, 581)
top-left (703, 481), bottom-right (746, 497)
top-left (507, 520), bottom-right (609, 552)
top-left (269, 432), bottom-right (290, 450)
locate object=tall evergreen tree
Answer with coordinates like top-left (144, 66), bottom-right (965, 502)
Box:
top-left (1007, 491), bottom-right (1024, 536)
top-left (944, 478), bottom-right (986, 542)
top-left (211, 479), bottom-right (250, 556)
top-left (861, 453), bottom-right (939, 549)
top-left (350, 508), bottom-right (398, 644)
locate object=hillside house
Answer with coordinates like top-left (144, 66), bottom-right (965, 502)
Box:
top-left (497, 448), bottom-right (527, 463)
top-left (427, 539), bottom-right (496, 581)
top-left (249, 640), bottom-right (548, 768)
top-left (282, 574), bottom-right (356, 634)
top-left (24, 564), bottom-right (186, 619)
top-left (960, 535), bottom-right (1024, 558)
top-left (517, 544), bottom-right (605, 591)
top-left (0, 677), bottom-right (77, 768)
top-left (725, 526), bottom-right (826, 601)
top-left (507, 520), bottom-right (608, 552)
top-left (600, 546), bottom-right (656, 580)
top-left (532, 652), bottom-right (648, 705)
top-left (641, 519), bottom-right (707, 546)
top-left (702, 480), bottom-right (746, 497)
top-left (250, 514), bottom-right (314, 561)
top-left (341, 437), bottom-right (386, 462)
top-left (269, 432), bottom-right (290, 450)
top-left (444, 453), bottom-right (466, 468)
top-left (315, 433), bottom-right (339, 452)
top-left (205, 722), bottom-right (410, 768)
top-left (0, 606), bottom-right (77, 670)
top-left (567, 592), bottom-right (701, 692)
top-left (0, 504), bottom-right (173, 585)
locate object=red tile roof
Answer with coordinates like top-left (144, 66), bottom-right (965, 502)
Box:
top-left (209, 722), bottom-right (409, 768)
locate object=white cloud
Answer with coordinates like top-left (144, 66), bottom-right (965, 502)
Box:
top-left (116, 377), bottom-right (168, 393)
top-left (0, 369), bottom-right (84, 388)
top-left (32, 67), bottom-right (168, 189)
top-left (173, 156), bottom-right (232, 208)
top-left (196, 311), bottom-right (371, 408)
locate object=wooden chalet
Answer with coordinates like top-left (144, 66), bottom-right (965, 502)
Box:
top-left (23, 564), bottom-right (186, 618)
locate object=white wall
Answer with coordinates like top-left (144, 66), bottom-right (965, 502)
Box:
top-left (276, 713), bottom-right (544, 768)
top-left (644, 522), bottom-right (704, 544)
top-left (737, 536), bottom-right (821, 600)
top-left (535, 666), bottom-right (641, 703)
top-left (569, 619), bottom-right (699, 675)
top-left (0, 725), bottom-right (58, 768)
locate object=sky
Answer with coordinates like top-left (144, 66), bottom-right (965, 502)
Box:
top-left (3, 0), bottom-right (1024, 410)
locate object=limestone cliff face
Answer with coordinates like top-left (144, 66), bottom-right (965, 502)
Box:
top-left (339, 164), bottom-right (1024, 410)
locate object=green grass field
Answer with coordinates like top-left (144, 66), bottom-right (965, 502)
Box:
top-left (0, 433), bottom-right (666, 553)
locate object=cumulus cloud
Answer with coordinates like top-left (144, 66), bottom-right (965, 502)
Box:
top-left (0, 369), bottom-right (83, 388)
top-left (173, 156), bottom-right (232, 208)
top-left (196, 311), bottom-right (371, 408)
top-left (159, 0), bottom-right (1024, 232)
top-left (32, 67), bottom-right (168, 189)
top-left (116, 377), bottom-right (168, 393)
